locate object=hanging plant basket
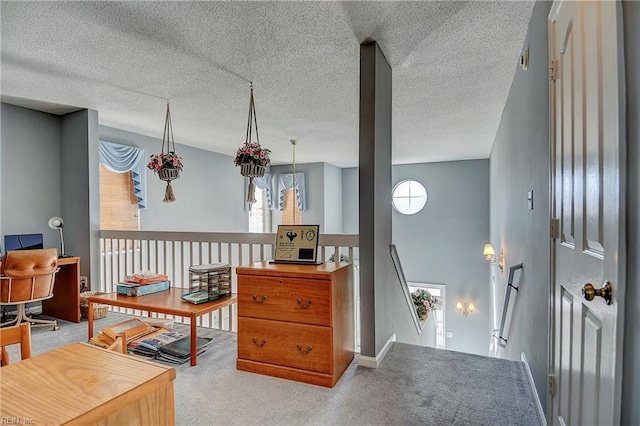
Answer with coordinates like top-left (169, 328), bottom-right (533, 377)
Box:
top-left (240, 162), bottom-right (266, 178)
top-left (412, 288), bottom-right (437, 323)
top-left (233, 84), bottom-right (271, 204)
top-left (147, 100), bottom-right (183, 203)
top-left (158, 167), bottom-right (180, 182)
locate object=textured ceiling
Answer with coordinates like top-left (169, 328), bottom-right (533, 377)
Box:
top-left (0, 1), bottom-right (534, 168)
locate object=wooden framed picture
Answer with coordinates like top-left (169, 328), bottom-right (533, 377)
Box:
top-left (273, 225), bottom-right (321, 264)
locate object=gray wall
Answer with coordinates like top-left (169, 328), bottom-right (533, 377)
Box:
top-left (394, 160), bottom-right (490, 355)
top-left (342, 167), bottom-right (359, 234)
top-left (323, 163), bottom-right (343, 234)
top-left (488, 0), bottom-right (551, 410)
top-left (622, 1), bottom-right (640, 423)
top-left (99, 126), bottom-right (247, 232)
top-left (343, 160), bottom-right (490, 353)
top-left (0, 104), bottom-right (100, 285)
top-left (61, 109), bottom-right (100, 287)
top-left (0, 104), bottom-right (63, 251)
top-left (270, 162), bottom-right (325, 231)
top-left (359, 42), bottom-right (396, 357)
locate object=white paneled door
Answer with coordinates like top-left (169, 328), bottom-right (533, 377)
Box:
top-left (549, 1), bottom-right (626, 425)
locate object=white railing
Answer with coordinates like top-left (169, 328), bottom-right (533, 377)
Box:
top-left (98, 231), bottom-right (359, 333)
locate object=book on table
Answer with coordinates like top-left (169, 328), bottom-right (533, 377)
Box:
top-left (181, 291), bottom-right (210, 304)
top-left (123, 273), bottom-right (169, 284)
top-left (117, 280), bottom-right (170, 296)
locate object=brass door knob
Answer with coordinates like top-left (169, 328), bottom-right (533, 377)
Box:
top-left (582, 281), bottom-right (613, 305)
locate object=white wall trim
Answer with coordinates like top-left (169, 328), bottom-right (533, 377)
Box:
top-left (521, 352), bottom-right (547, 426)
top-left (358, 333), bottom-right (396, 369)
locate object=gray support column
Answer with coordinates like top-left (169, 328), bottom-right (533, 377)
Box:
top-left (61, 109), bottom-right (100, 289)
top-left (359, 41), bottom-right (394, 358)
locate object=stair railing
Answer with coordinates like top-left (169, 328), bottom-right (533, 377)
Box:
top-left (493, 263), bottom-right (524, 348)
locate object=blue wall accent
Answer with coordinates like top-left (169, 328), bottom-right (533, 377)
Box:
top-left (0, 104), bottom-right (62, 252)
top-left (99, 126), bottom-right (247, 232)
top-left (488, 0), bottom-right (552, 409)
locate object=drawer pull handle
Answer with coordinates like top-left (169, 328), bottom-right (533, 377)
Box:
top-left (252, 338), bottom-right (267, 348)
top-left (279, 279), bottom-right (284, 284)
top-left (296, 298), bottom-right (313, 309)
top-left (252, 294), bottom-right (267, 304)
top-left (296, 344), bottom-right (313, 355)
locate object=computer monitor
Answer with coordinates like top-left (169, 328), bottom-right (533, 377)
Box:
top-left (3, 233), bottom-right (44, 252)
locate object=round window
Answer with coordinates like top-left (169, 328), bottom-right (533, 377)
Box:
top-left (392, 180), bottom-right (427, 215)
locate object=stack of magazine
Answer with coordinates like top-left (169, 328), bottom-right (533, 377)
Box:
top-left (129, 330), bottom-right (186, 358)
top-left (92, 318), bottom-right (214, 365)
top-left (128, 329), bottom-right (213, 364)
top-left (156, 336), bottom-right (213, 364)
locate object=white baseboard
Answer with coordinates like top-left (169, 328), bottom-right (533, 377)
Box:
top-left (521, 352), bottom-right (547, 426)
top-left (358, 333), bottom-right (396, 369)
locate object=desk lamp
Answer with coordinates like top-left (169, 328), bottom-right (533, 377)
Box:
top-left (48, 216), bottom-right (68, 257)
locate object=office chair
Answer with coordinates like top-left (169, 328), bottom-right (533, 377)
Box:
top-left (0, 248), bottom-right (60, 330)
top-left (0, 322), bottom-right (32, 366)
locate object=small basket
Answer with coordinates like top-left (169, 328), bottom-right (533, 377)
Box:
top-left (240, 162), bottom-right (265, 178)
top-left (158, 167), bottom-right (180, 182)
top-left (79, 291), bottom-right (109, 320)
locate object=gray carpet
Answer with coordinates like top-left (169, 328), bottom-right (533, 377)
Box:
top-left (4, 313), bottom-right (540, 425)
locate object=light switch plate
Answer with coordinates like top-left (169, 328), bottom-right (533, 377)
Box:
top-left (446, 332), bottom-right (453, 339)
top-left (527, 190), bottom-right (534, 210)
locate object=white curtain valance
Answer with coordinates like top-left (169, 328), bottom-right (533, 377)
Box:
top-left (277, 172), bottom-right (306, 211)
top-left (98, 141), bottom-right (147, 209)
top-left (245, 173), bottom-right (273, 211)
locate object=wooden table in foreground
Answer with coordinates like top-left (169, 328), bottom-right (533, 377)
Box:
top-left (88, 288), bottom-right (237, 366)
top-left (0, 342), bottom-right (176, 425)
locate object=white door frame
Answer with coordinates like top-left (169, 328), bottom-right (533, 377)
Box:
top-left (547, 1), bottom-right (627, 423)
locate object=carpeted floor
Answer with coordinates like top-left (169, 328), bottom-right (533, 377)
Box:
top-left (4, 313), bottom-right (540, 425)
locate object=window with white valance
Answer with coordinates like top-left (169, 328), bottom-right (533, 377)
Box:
top-left (277, 172), bottom-right (306, 211)
top-left (98, 141), bottom-right (147, 209)
top-left (245, 173), bottom-right (273, 211)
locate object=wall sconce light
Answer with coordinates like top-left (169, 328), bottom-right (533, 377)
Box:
top-left (456, 301), bottom-right (475, 317)
top-left (483, 243), bottom-right (504, 273)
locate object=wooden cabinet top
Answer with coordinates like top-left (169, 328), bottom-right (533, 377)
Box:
top-left (0, 342), bottom-right (175, 424)
top-left (236, 261), bottom-right (352, 280)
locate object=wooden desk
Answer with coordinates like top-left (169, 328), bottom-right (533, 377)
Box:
top-left (88, 288), bottom-right (237, 366)
top-left (0, 342), bottom-right (176, 425)
top-left (0, 256), bottom-right (81, 323)
top-left (43, 256), bottom-right (81, 323)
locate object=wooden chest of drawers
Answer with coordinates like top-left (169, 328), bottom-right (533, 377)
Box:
top-left (236, 261), bottom-right (354, 387)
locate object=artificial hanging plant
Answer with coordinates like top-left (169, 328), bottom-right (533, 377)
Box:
top-left (411, 288), bottom-right (438, 321)
top-left (234, 83), bottom-right (271, 204)
top-left (148, 100), bottom-right (183, 203)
